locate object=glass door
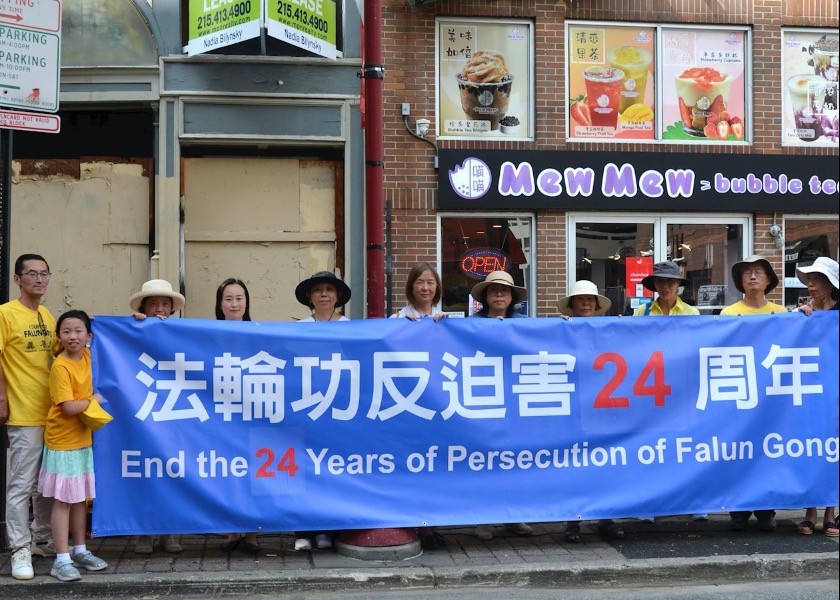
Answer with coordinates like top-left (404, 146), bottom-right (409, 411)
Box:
top-left (569, 214), bottom-right (751, 315)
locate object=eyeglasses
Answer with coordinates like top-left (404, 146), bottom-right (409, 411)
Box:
top-left (19, 271), bottom-right (52, 280)
top-left (742, 268), bottom-right (766, 277)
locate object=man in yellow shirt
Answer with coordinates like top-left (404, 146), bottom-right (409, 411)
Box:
top-left (721, 255), bottom-right (786, 532)
top-left (0, 254), bottom-right (59, 580)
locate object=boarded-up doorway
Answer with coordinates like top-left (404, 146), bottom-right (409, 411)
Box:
top-left (182, 157), bottom-right (343, 321)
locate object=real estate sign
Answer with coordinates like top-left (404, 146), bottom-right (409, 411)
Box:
top-left (185, 0), bottom-right (261, 56)
top-left (265, 0), bottom-right (337, 60)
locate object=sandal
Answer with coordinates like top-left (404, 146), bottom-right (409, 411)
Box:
top-left (597, 521), bottom-right (626, 540)
top-left (564, 523), bottom-right (581, 544)
top-left (824, 521), bottom-right (839, 537)
top-left (797, 520), bottom-right (815, 535)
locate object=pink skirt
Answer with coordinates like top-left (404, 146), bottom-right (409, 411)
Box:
top-left (38, 446), bottom-right (96, 504)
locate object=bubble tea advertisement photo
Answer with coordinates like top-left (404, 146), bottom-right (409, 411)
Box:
top-left (660, 28), bottom-right (748, 143)
top-left (567, 25), bottom-right (655, 141)
top-left (437, 19), bottom-right (534, 140)
top-left (782, 29), bottom-right (839, 147)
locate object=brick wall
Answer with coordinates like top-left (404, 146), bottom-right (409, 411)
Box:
top-left (380, 0), bottom-right (839, 311)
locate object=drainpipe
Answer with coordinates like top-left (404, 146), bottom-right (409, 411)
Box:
top-left (363, 0), bottom-right (385, 318)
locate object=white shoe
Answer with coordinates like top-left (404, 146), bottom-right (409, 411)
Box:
top-left (31, 539), bottom-right (58, 557)
top-left (475, 524), bottom-right (493, 541)
top-left (11, 547), bottom-right (34, 580)
top-left (314, 533), bottom-right (333, 549)
top-left (294, 537), bottom-right (312, 551)
top-left (505, 522), bottom-right (533, 536)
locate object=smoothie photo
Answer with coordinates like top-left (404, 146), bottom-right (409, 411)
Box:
top-left (787, 74), bottom-right (830, 142)
top-left (811, 36), bottom-right (838, 82)
top-left (607, 46), bottom-right (652, 113)
top-left (582, 66), bottom-right (624, 128)
top-left (674, 67), bottom-right (732, 136)
top-left (456, 50), bottom-right (514, 130)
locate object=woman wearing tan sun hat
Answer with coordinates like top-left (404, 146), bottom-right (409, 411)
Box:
top-left (129, 279), bottom-right (185, 321)
top-left (468, 270), bottom-right (533, 541)
top-left (470, 270), bottom-right (527, 319)
top-left (128, 280), bottom-right (186, 554)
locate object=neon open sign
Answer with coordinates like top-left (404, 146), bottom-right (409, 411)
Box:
top-left (460, 248), bottom-right (509, 278)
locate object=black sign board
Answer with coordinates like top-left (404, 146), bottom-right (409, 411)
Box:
top-left (438, 149), bottom-right (839, 212)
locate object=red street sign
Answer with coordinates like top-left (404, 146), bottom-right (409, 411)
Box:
top-left (0, 109), bottom-right (60, 133)
top-left (0, 0), bottom-right (61, 32)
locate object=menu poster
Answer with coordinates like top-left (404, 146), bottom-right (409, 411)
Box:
top-left (626, 257), bottom-right (654, 298)
top-left (567, 26), bottom-right (655, 141)
top-left (781, 30), bottom-right (839, 147)
top-left (661, 28), bottom-right (747, 143)
top-left (437, 19), bottom-right (533, 140)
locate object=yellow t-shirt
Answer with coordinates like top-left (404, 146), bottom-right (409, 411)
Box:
top-left (720, 300), bottom-right (787, 316)
top-left (46, 349), bottom-right (93, 450)
top-left (633, 296), bottom-right (700, 316)
top-left (0, 299), bottom-right (58, 426)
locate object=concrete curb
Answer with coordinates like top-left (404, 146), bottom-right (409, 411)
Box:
top-left (3, 552), bottom-right (837, 598)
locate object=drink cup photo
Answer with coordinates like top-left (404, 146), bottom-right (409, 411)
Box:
top-left (607, 46), bottom-right (652, 114)
top-left (811, 36), bottom-right (839, 82)
top-left (582, 66), bottom-right (624, 128)
top-left (674, 67), bottom-right (732, 136)
top-left (787, 74), bottom-right (829, 142)
top-left (457, 75), bottom-right (514, 130)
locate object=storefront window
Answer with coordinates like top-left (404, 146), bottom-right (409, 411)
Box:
top-left (783, 216), bottom-right (840, 310)
top-left (570, 215), bottom-right (749, 314)
top-left (438, 215), bottom-right (534, 317)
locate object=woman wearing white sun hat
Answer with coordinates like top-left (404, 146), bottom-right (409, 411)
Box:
top-left (793, 256), bottom-right (838, 538)
top-left (557, 280), bottom-right (626, 542)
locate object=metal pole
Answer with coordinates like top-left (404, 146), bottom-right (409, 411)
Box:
top-left (0, 127), bottom-right (12, 549)
top-left (363, 0), bottom-right (384, 318)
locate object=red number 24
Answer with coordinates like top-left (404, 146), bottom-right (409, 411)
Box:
top-left (593, 351), bottom-right (671, 408)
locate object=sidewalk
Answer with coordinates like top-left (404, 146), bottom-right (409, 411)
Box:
top-left (1, 510), bottom-right (837, 597)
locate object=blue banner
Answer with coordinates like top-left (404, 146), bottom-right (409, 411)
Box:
top-left (90, 313), bottom-right (839, 536)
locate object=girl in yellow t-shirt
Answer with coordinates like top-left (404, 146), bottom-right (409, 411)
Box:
top-left (38, 310), bottom-right (109, 582)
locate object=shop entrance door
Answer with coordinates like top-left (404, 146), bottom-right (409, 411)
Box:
top-left (569, 214), bottom-right (751, 315)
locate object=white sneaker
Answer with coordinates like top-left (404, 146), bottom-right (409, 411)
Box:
top-left (314, 533), bottom-right (333, 549)
top-left (505, 522), bottom-right (533, 536)
top-left (11, 547), bottom-right (34, 580)
top-left (294, 537), bottom-right (312, 551)
top-left (31, 539), bottom-right (58, 557)
top-left (475, 524), bottom-right (493, 541)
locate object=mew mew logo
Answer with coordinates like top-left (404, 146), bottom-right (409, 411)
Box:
top-left (449, 157), bottom-right (492, 200)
